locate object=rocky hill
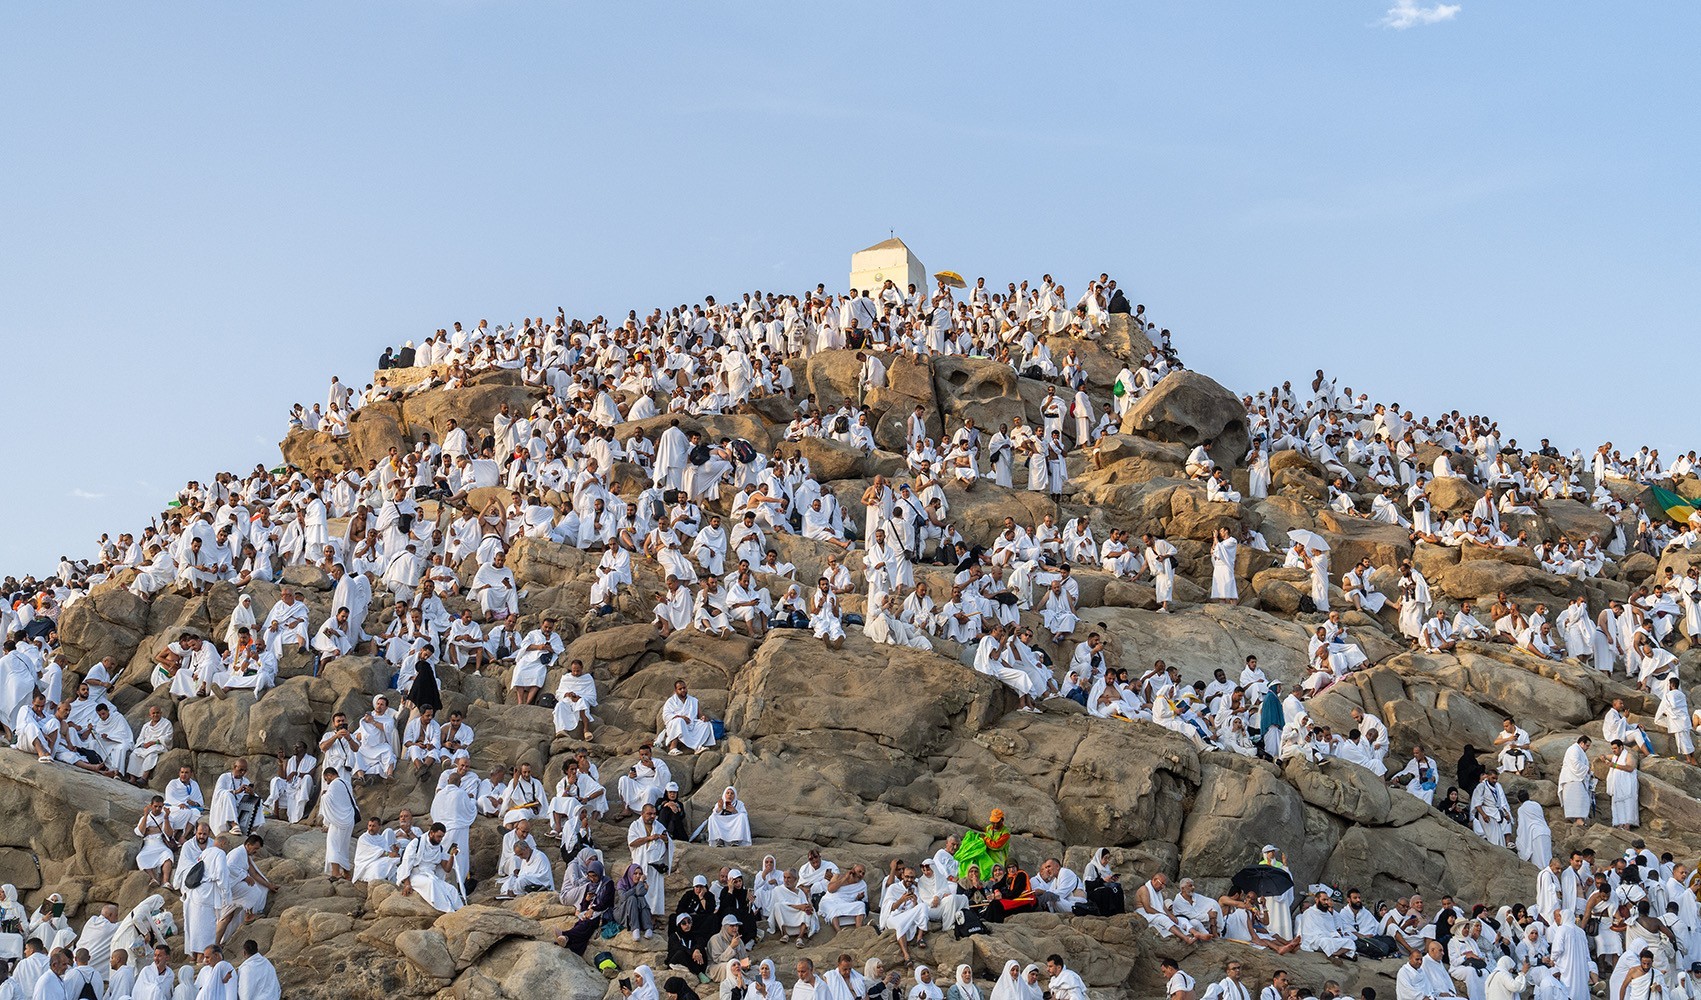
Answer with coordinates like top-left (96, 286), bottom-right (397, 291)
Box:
top-left (15, 310), bottom-right (1692, 999)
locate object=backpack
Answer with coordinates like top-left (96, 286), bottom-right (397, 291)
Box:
top-left (730, 438), bottom-right (756, 464)
top-left (1297, 595), bottom-right (1317, 613)
top-left (1357, 934), bottom-right (1399, 959)
top-left (953, 906), bottom-right (987, 938)
top-left (182, 860), bottom-right (205, 890)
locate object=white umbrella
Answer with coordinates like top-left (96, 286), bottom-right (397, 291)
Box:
top-left (1287, 528), bottom-right (1330, 553)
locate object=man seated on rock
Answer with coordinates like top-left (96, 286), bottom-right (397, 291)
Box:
top-left (1452, 599), bottom-right (1492, 642)
top-left (652, 575), bottom-right (694, 638)
top-left (939, 584), bottom-right (984, 645)
top-left (1387, 746), bottom-right (1439, 805)
top-left (163, 764), bottom-right (207, 835)
top-left (1419, 606), bottom-right (1457, 653)
top-left (433, 709), bottom-right (473, 767)
top-left (658, 680), bottom-right (716, 757)
top-left (497, 839), bottom-right (555, 900)
top-left (508, 617), bottom-right (562, 706)
top-left (445, 610), bottom-right (492, 672)
top-left (351, 816), bottom-right (402, 883)
top-left (219, 631), bottom-right (277, 696)
top-left (122, 705), bottom-right (173, 788)
top-left (1295, 891), bottom-right (1356, 959)
top-left (1132, 873), bottom-right (1208, 943)
top-left (498, 761), bottom-right (547, 827)
top-left (396, 822), bottom-right (463, 914)
top-left (692, 576), bottom-right (735, 638)
top-left (260, 587), bottom-right (310, 660)
top-left (816, 864), bottom-right (869, 930)
top-left (724, 564), bottom-right (771, 640)
top-left (208, 758), bottom-right (263, 837)
top-left (767, 869), bottom-right (818, 945)
top-left (1030, 858), bottom-right (1087, 915)
top-left (1492, 718), bottom-right (1532, 774)
top-left (401, 706), bottom-right (440, 772)
top-left (1603, 696), bottom-right (1652, 756)
top-left (311, 607), bottom-right (356, 665)
top-left (1170, 878), bottom-right (1220, 939)
top-left (1309, 623), bottom-right (1368, 680)
top-left (801, 497), bottom-right (854, 554)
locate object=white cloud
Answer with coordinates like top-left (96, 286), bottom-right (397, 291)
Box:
top-left (1383, 0), bottom-right (1460, 28)
top-left (69, 489), bottom-right (105, 500)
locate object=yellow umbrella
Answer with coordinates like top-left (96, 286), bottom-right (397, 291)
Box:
top-left (934, 270), bottom-right (967, 289)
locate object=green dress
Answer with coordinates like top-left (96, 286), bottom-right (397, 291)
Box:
top-left (954, 824), bottom-right (1011, 879)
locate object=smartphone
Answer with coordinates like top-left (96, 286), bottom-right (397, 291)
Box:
top-left (618, 979), bottom-right (631, 991)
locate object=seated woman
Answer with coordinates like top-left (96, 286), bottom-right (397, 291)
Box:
top-left (703, 787), bottom-right (752, 847)
top-left (656, 783), bottom-right (690, 842)
top-left (980, 861), bottom-right (1040, 922)
top-left (665, 913), bottom-right (706, 977)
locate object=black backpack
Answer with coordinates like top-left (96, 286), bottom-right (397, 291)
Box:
top-left (182, 859), bottom-right (205, 890)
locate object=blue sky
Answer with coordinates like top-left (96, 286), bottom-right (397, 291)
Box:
top-left (2, 3), bottom-right (1697, 577)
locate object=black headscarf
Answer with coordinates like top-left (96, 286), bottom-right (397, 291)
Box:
top-left (1456, 745), bottom-right (1484, 793)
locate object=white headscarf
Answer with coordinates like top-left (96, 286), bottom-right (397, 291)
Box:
top-left (225, 593), bottom-right (257, 650)
top-left (987, 961), bottom-right (1025, 1000)
top-left (952, 965), bottom-right (985, 1000)
top-left (909, 965), bottom-right (943, 1000)
top-left (1018, 966), bottom-right (1044, 1000)
top-left (629, 964), bottom-right (659, 1000)
top-left (758, 959), bottom-right (786, 1000)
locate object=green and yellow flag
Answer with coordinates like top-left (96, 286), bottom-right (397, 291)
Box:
top-left (1649, 486), bottom-right (1698, 524)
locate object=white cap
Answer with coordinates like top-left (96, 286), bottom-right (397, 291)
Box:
top-left (692, 875), bottom-right (707, 887)
top-left (1262, 845), bottom-right (1279, 854)
top-left (728, 868), bottom-right (744, 880)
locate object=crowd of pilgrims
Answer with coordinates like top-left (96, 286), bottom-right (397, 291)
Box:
top-left (2, 269), bottom-right (1701, 999)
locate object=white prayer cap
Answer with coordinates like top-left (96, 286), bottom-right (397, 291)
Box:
top-left (692, 875), bottom-right (707, 887)
top-left (728, 868), bottom-right (744, 880)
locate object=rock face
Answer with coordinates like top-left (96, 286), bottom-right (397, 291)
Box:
top-left (13, 280), bottom-right (1681, 1000)
top-left (1118, 370), bottom-right (1249, 469)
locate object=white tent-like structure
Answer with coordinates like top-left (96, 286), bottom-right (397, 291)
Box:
top-left (848, 236), bottom-right (926, 297)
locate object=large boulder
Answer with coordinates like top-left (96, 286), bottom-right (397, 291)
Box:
top-left (726, 632), bottom-right (1005, 757)
top-left (1179, 756), bottom-right (1336, 889)
top-left (1100, 314), bottom-right (1157, 366)
top-left (1436, 560), bottom-right (1579, 603)
top-left (1541, 499), bottom-right (1615, 544)
top-left (1314, 511), bottom-right (1413, 570)
top-left (1323, 815), bottom-right (1531, 904)
top-left (279, 428), bottom-right (353, 473)
top-left (345, 402), bottom-right (408, 465)
top-left (792, 436), bottom-right (878, 483)
top-left (1118, 371), bottom-right (1249, 469)
top-left (1424, 476), bottom-right (1483, 516)
top-left (57, 582), bottom-right (151, 670)
top-left (932, 355), bottom-right (1039, 436)
top-left (400, 385), bottom-right (539, 443)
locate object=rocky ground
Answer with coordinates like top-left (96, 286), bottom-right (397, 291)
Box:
top-left (15, 314), bottom-right (1699, 998)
